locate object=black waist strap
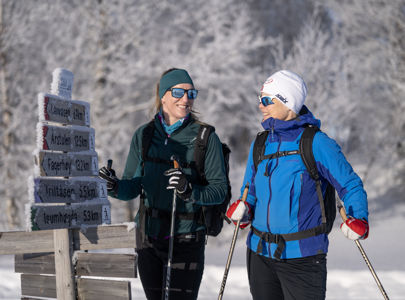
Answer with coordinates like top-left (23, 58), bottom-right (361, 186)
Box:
top-left (251, 224), bottom-right (327, 260)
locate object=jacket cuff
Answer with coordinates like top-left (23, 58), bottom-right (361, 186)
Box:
top-left (177, 183), bottom-right (193, 201)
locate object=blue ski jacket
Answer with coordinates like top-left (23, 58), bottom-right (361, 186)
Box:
top-left (241, 106), bottom-right (368, 259)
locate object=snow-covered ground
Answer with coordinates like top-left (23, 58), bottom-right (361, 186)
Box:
top-left (1, 213), bottom-right (404, 300)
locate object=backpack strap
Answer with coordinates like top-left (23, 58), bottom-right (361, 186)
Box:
top-left (194, 124), bottom-right (214, 183)
top-left (299, 126), bottom-right (320, 181)
top-left (141, 119), bottom-right (192, 168)
top-left (142, 120), bottom-right (156, 164)
top-left (252, 130), bottom-right (299, 172)
top-left (253, 131), bottom-right (269, 171)
top-left (137, 120), bottom-right (156, 246)
top-left (299, 125), bottom-right (327, 224)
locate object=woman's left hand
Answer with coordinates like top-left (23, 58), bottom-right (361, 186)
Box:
top-left (164, 168), bottom-right (192, 200)
top-left (340, 217), bottom-right (369, 240)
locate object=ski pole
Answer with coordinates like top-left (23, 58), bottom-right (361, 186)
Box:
top-left (337, 201), bottom-right (389, 300)
top-left (218, 182), bottom-right (250, 300)
top-left (163, 156), bottom-right (180, 300)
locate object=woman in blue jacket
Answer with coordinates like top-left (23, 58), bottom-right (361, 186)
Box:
top-left (226, 70), bottom-right (369, 300)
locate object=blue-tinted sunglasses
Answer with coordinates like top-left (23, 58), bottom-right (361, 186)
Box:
top-left (170, 88), bottom-right (198, 99)
top-left (258, 96), bottom-right (275, 107)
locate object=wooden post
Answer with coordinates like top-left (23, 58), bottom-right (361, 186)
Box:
top-left (53, 229), bottom-right (75, 300)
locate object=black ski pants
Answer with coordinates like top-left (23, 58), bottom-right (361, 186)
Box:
top-left (247, 248), bottom-right (327, 300)
top-left (137, 233), bottom-right (205, 300)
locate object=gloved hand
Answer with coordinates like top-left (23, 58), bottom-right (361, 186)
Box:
top-left (99, 166), bottom-right (118, 192)
top-left (340, 217), bottom-right (369, 240)
top-left (164, 168), bottom-right (192, 200)
top-left (226, 199), bottom-right (252, 229)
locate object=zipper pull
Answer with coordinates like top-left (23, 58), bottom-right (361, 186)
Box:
top-left (165, 138), bottom-right (168, 145)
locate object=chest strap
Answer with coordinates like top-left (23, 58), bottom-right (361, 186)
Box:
top-left (251, 224), bottom-right (327, 260)
top-left (143, 156), bottom-right (194, 170)
top-left (259, 150), bottom-right (300, 162)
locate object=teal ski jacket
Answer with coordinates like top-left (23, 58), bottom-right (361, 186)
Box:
top-left (110, 114), bottom-right (228, 238)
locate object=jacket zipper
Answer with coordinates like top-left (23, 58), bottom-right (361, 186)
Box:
top-left (266, 137), bottom-right (281, 257)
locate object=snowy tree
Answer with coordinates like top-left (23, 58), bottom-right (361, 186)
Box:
top-left (308, 0), bottom-right (405, 214)
top-left (0, 0), bottom-right (403, 231)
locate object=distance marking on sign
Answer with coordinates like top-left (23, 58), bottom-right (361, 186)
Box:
top-left (30, 203), bottom-right (111, 231)
top-left (30, 177), bottom-right (108, 204)
top-left (38, 93), bottom-right (90, 126)
top-left (38, 123), bottom-right (95, 152)
top-left (35, 150), bottom-right (98, 177)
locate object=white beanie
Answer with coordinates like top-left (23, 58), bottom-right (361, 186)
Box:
top-left (261, 70), bottom-right (307, 114)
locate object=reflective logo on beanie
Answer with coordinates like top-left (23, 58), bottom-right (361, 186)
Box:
top-left (261, 78), bottom-right (273, 93)
top-left (275, 93), bottom-right (288, 104)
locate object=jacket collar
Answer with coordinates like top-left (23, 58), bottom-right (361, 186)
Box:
top-left (261, 106), bottom-right (321, 140)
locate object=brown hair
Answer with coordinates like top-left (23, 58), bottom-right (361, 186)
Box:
top-left (153, 68), bottom-right (199, 119)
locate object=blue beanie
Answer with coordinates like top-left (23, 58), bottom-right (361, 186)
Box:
top-left (159, 69), bottom-right (194, 99)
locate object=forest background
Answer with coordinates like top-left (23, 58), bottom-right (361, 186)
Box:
top-left (0, 0), bottom-right (404, 237)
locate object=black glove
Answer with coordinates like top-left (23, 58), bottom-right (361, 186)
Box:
top-left (99, 166), bottom-right (118, 192)
top-left (164, 168), bottom-right (192, 200)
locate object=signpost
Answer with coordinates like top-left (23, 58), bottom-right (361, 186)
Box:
top-left (0, 224), bottom-right (137, 299)
top-left (35, 150), bottom-right (99, 177)
top-left (0, 68), bottom-right (138, 300)
top-left (38, 93), bottom-right (90, 126)
top-left (30, 203), bottom-right (111, 230)
top-left (30, 177), bottom-right (108, 203)
top-left (38, 123), bottom-right (95, 152)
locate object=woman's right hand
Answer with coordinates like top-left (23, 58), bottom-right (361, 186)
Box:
top-left (99, 166), bottom-right (118, 192)
top-left (226, 199), bottom-right (252, 229)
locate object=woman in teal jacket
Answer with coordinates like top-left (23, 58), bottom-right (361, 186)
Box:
top-left (99, 68), bottom-right (227, 300)
top-left (226, 70), bottom-right (369, 300)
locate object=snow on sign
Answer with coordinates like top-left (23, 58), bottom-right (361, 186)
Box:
top-left (37, 123), bottom-right (95, 152)
top-left (26, 68), bottom-right (113, 233)
top-left (38, 93), bottom-right (90, 126)
top-left (30, 203), bottom-right (111, 231)
top-left (35, 150), bottom-right (98, 177)
top-left (30, 177), bottom-right (108, 204)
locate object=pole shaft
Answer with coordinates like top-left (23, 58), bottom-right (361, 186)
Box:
top-left (354, 240), bottom-right (389, 300)
top-left (218, 221), bottom-right (241, 300)
top-left (164, 159), bottom-right (180, 300)
top-left (218, 183), bottom-right (250, 300)
top-left (338, 204), bottom-right (389, 300)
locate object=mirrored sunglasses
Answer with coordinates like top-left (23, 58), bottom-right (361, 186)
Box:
top-left (170, 88), bottom-right (198, 99)
top-left (258, 96), bottom-right (274, 107)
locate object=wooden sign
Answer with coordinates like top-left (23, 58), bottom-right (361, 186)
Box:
top-left (0, 224), bottom-right (136, 255)
top-left (30, 177), bottom-right (107, 204)
top-left (21, 275), bottom-right (132, 300)
top-left (15, 252), bottom-right (137, 278)
top-left (37, 123), bottom-right (95, 152)
top-left (38, 93), bottom-right (90, 126)
top-left (35, 150), bottom-right (98, 177)
top-left (30, 203), bottom-right (111, 231)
